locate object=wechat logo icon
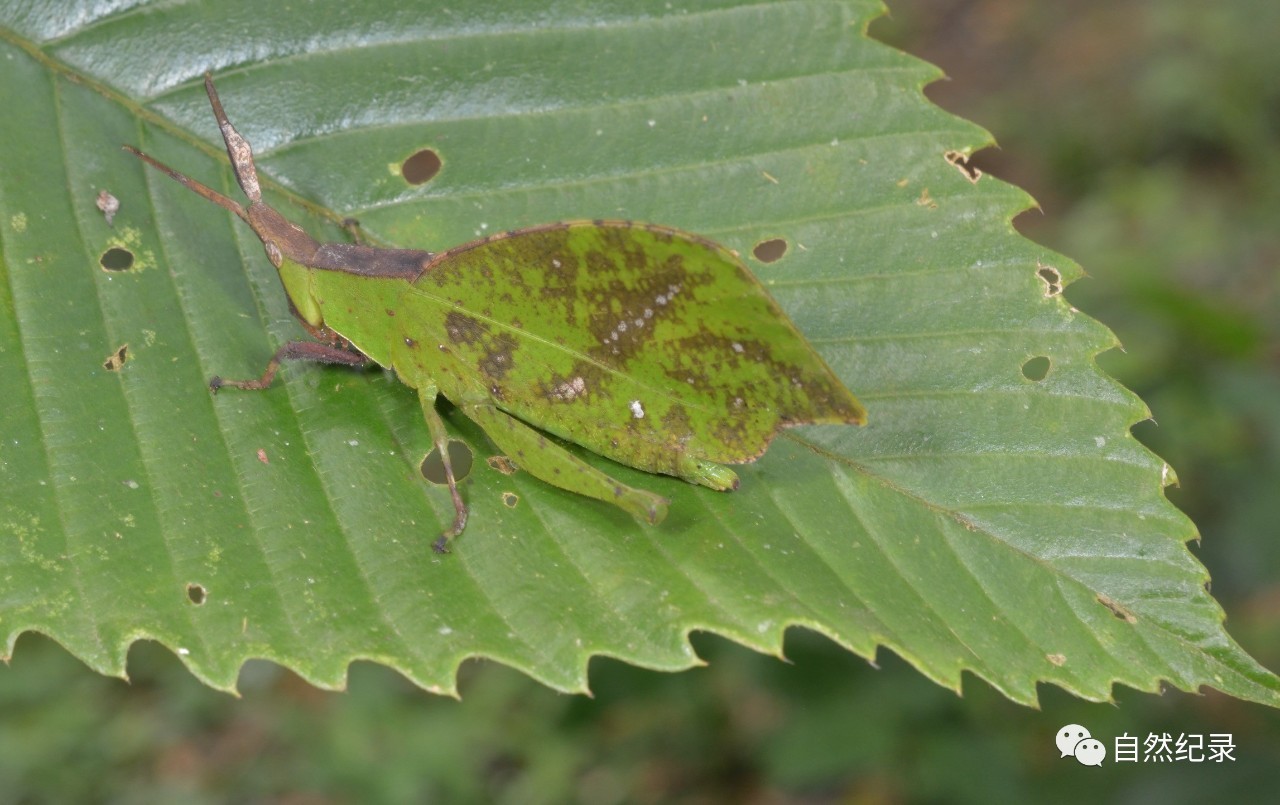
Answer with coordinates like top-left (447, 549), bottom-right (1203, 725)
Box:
top-left (1057, 724), bottom-right (1106, 766)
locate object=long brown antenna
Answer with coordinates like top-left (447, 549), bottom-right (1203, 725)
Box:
top-left (202, 72), bottom-right (263, 204)
top-left (122, 145), bottom-right (250, 224)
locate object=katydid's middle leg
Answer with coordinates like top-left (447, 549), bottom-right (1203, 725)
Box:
top-left (417, 386), bottom-right (469, 554)
top-left (462, 403), bottom-right (669, 526)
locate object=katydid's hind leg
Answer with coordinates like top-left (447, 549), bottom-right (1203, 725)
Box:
top-left (209, 340), bottom-right (369, 393)
top-left (676, 455), bottom-right (740, 492)
top-left (417, 387), bottom-right (468, 554)
top-left (462, 404), bottom-right (669, 526)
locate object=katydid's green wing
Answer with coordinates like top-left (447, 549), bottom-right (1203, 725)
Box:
top-left (393, 222), bottom-right (866, 474)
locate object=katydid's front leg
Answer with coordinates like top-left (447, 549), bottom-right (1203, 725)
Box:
top-left (209, 340), bottom-right (370, 393)
top-left (416, 385), bottom-right (469, 554)
top-left (461, 403), bottom-right (670, 527)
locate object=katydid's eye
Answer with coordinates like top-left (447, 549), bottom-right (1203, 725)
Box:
top-left (265, 241), bottom-right (282, 268)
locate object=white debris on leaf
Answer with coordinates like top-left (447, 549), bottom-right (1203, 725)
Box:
top-left (96, 190), bottom-right (120, 225)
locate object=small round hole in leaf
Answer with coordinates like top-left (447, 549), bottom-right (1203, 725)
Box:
top-left (99, 247), bottom-right (134, 271)
top-left (1021, 356), bottom-right (1051, 381)
top-left (420, 440), bottom-right (474, 484)
top-left (502, 492), bottom-right (519, 508)
top-left (402, 148), bottom-right (442, 185)
top-left (752, 238), bottom-right (787, 263)
top-left (186, 583), bottom-right (207, 605)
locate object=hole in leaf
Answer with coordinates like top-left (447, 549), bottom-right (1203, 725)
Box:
top-left (1037, 264), bottom-right (1062, 297)
top-left (420, 440), bottom-right (474, 484)
top-left (187, 584), bottom-right (207, 605)
top-left (487, 455), bottom-right (518, 475)
top-left (99, 247), bottom-right (134, 271)
top-left (402, 148), bottom-right (442, 185)
top-left (1097, 594), bottom-right (1137, 623)
top-left (752, 238), bottom-right (788, 263)
top-left (1021, 356), bottom-right (1050, 381)
top-left (502, 492), bottom-right (519, 508)
top-left (102, 344), bottom-right (128, 372)
top-left (944, 150), bottom-right (982, 182)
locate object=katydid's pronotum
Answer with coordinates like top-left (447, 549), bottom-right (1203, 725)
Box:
top-left (125, 74), bottom-right (866, 553)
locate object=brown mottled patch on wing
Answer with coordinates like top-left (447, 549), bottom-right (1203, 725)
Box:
top-left (444, 310), bottom-right (488, 346)
top-left (479, 333), bottom-right (518, 381)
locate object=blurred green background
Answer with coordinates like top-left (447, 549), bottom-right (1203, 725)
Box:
top-left (3, 1), bottom-right (1278, 801)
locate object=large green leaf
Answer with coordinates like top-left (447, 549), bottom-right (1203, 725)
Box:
top-left (1, 0), bottom-right (1275, 706)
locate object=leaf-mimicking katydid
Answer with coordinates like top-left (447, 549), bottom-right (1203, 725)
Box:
top-left (125, 74), bottom-right (866, 553)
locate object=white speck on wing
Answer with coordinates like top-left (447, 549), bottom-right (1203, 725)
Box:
top-left (552, 376), bottom-right (587, 400)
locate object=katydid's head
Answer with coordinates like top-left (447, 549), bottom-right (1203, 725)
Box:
top-left (123, 73), bottom-right (320, 272)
